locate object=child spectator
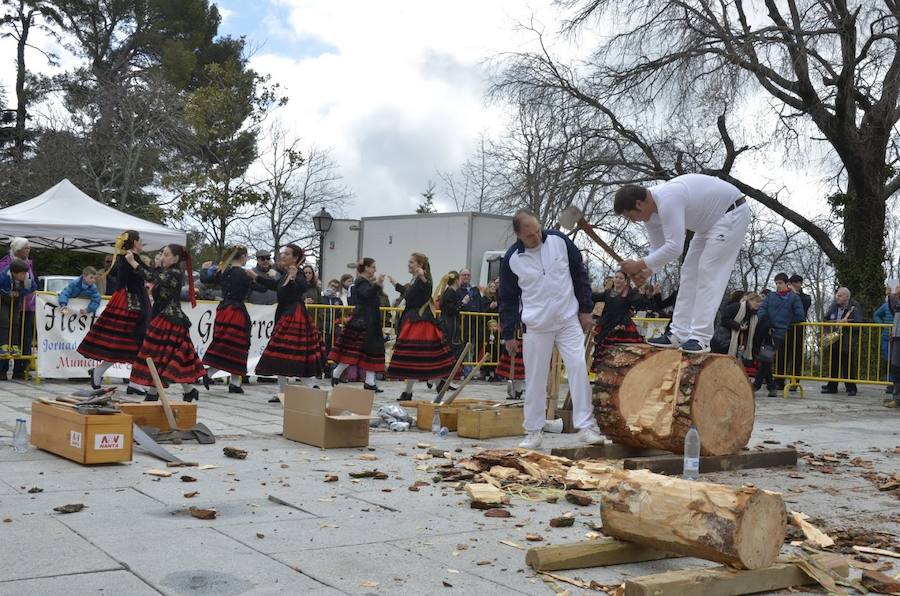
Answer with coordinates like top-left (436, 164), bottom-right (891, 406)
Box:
top-left (58, 266), bottom-right (102, 315)
top-left (0, 258), bottom-right (37, 359)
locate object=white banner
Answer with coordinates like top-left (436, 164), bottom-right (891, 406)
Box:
top-left (35, 292), bottom-right (277, 379)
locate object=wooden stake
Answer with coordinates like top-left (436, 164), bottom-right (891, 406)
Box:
top-left (546, 347), bottom-right (560, 420)
top-left (443, 353), bottom-right (490, 406)
top-left (146, 358), bottom-right (178, 432)
top-left (433, 342), bottom-right (471, 404)
top-left (526, 539), bottom-right (678, 572)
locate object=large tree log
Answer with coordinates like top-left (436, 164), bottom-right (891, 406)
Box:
top-left (598, 467), bottom-right (786, 570)
top-left (594, 344), bottom-right (754, 455)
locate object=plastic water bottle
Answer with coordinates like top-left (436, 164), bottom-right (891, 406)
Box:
top-left (431, 411), bottom-right (441, 434)
top-left (437, 426), bottom-right (449, 438)
top-left (13, 418), bottom-right (28, 453)
top-left (683, 425), bottom-right (700, 480)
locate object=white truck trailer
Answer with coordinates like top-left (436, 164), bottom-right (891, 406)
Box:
top-left (321, 212), bottom-right (515, 301)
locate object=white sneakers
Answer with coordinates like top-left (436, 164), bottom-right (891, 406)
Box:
top-left (518, 431), bottom-right (543, 449)
top-left (577, 424), bottom-right (605, 445)
top-left (518, 425), bottom-right (606, 450)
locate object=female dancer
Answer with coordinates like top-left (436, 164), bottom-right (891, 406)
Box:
top-left (128, 244), bottom-right (205, 402)
top-left (78, 230), bottom-right (152, 395)
top-left (590, 271), bottom-right (656, 371)
top-left (202, 245), bottom-right (267, 394)
top-left (329, 258), bottom-right (386, 392)
top-left (255, 244), bottom-right (326, 402)
top-left (387, 253), bottom-right (454, 401)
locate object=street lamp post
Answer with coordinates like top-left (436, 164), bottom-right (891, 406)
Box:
top-left (312, 208), bottom-right (334, 282)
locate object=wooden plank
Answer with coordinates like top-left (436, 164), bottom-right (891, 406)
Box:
top-left (622, 448), bottom-right (798, 475)
top-left (146, 358), bottom-right (178, 431)
top-left (526, 539), bottom-right (679, 572)
top-left (550, 444), bottom-right (668, 461)
top-left (624, 553), bottom-right (849, 596)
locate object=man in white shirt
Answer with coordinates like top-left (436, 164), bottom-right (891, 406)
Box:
top-left (499, 210), bottom-right (605, 449)
top-left (615, 174), bottom-right (751, 353)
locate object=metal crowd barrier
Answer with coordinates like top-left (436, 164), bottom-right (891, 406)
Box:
top-left (0, 293), bottom-right (37, 381)
top-left (773, 321), bottom-right (893, 395)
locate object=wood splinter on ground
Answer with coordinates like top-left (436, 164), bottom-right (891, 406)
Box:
top-left (465, 483), bottom-right (505, 505)
top-left (223, 446), bottom-right (248, 459)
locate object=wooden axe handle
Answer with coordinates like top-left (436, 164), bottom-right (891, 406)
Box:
top-left (577, 219), bottom-right (624, 263)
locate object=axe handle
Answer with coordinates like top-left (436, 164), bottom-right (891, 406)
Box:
top-left (577, 219), bottom-right (624, 263)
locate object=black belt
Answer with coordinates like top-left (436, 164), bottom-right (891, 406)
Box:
top-left (725, 197), bottom-right (746, 213)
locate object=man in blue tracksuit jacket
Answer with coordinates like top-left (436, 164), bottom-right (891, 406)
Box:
top-left (499, 209), bottom-right (605, 449)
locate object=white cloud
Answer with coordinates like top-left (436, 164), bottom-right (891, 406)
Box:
top-left (248, 0), bottom-right (565, 216)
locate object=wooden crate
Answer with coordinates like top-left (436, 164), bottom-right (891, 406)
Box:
top-left (119, 402), bottom-right (197, 432)
top-left (457, 406), bottom-right (524, 439)
top-left (411, 399), bottom-right (492, 431)
top-left (31, 401), bottom-right (132, 465)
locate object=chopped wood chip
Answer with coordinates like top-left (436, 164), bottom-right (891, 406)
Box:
top-left (455, 544), bottom-right (469, 551)
top-left (360, 580), bottom-right (379, 588)
top-left (465, 483), bottom-right (504, 504)
top-left (189, 507), bottom-right (217, 520)
top-left (414, 453), bottom-right (433, 461)
top-left (550, 516), bottom-right (575, 528)
top-left (183, 491), bottom-right (198, 498)
top-left (853, 545), bottom-right (900, 559)
top-left (442, 580), bottom-right (453, 587)
top-left (416, 442), bottom-right (432, 449)
top-left (484, 508), bottom-right (512, 518)
top-left (180, 475), bottom-right (197, 482)
top-left (499, 539), bottom-right (526, 550)
top-left (476, 560), bottom-right (491, 565)
top-left (539, 571), bottom-right (591, 589)
top-left (223, 446), bottom-right (247, 459)
top-left (349, 470), bottom-right (379, 478)
top-left (53, 503), bottom-right (84, 514)
top-left (861, 569), bottom-right (900, 593)
top-left (358, 454), bottom-right (379, 461)
top-left (790, 512), bottom-right (835, 548)
top-left (146, 469), bottom-right (174, 477)
top-left (197, 464), bottom-right (218, 470)
top-left (323, 474), bottom-right (338, 482)
top-left (526, 533), bottom-right (544, 542)
top-left (565, 490), bottom-right (593, 506)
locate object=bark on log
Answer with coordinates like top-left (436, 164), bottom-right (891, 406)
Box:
top-left (598, 468), bottom-right (786, 570)
top-left (594, 344), bottom-right (754, 455)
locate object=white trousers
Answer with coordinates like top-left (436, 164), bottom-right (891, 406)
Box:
top-left (669, 203), bottom-right (751, 344)
top-left (523, 315), bottom-right (594, 432)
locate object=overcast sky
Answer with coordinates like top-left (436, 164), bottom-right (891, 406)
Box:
top-left (215, 0), bottom-right (565, 217)
top-left (0, 0), bottom-right (836, 222)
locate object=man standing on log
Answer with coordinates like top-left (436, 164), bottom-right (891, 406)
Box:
top-left (499, 209), bottom-right (605, 449)
top-left (614, 174), bottom-right (751, 353)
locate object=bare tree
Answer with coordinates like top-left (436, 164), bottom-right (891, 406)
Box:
top-left (438, 133), bottom-right (504, 212)
top-left (238, 124), bottom-right (350, 256)
top-left (493, 1), bottom-right (900, 311)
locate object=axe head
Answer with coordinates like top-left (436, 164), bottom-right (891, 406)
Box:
top-left (558, 205), bottom-right (584, 230)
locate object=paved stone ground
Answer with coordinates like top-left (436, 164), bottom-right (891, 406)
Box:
top-left (0, 376), bottom-right (897, 595)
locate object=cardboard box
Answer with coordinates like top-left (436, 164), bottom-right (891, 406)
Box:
top-left (457, 406), bottom-right (524, 439)
top-left (31, 401), bottom-right (133, 464)
top-left (119, 402), bottom-right (197, 432)
top-left (283, 386), bottom-right (378, 448)
top-left (410, 399), bottom-right (492, 431)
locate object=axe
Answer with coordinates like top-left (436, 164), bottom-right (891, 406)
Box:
top-left (558, 205), bottom-right (624, 263)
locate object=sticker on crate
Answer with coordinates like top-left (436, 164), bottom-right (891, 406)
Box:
top-left (69, 430), bottom-right (82, 448)
top-left (94, 433), bottom-right (125, 450)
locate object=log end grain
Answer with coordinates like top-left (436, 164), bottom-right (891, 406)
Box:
top-left (733, 489), bottom-right (787, 570)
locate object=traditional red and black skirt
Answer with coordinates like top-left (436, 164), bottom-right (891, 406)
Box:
top-left (328, 318), bottom-right (385, 373)
top-left (202, 304), bottom-right (250, 375)
top-left (591, 320), bottom-right (644, 371)
top-left (387, 320), bottom-right (454, 380)
top-left (496, 350), bottom-right (525, 380)
top-left (77, 289), bottom-right (146, 364)
top-left (130, 315), bottom-right (205, 386)
top-left (256, 305), bottom-right (326, 378)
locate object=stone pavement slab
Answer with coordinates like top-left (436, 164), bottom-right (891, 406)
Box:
top-left (0, 517), bottom-right (122, 582)
top-left (0, 569), bottom-right (158, 596)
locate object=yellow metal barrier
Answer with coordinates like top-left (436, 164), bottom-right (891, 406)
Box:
top-left (0, 292), bottom-right (37, 382)
top-left (774, 321), bottom-right (893, 394)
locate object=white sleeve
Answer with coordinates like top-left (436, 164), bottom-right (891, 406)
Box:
top-left (643, 197), bottom-right (686, 273)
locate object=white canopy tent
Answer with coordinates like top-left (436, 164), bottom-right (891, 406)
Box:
top-left (0, 179), bottom-right (186, 252)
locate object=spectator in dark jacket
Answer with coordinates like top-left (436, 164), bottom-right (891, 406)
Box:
top-left (821, 287), bottom-right (863, 396)
top-left (0, 259), bottom-right (37, 365)
top-left (711, 292), bottom-right (763, 362)
top-left (248, 250), bottom-right (280, 305)
top-left (754, 273), bottom-right (806, 396)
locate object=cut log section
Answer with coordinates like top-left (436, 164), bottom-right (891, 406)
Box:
top-left (594, 344), bottom-right (754, 455)
top-left (598, 468), bottom-right (786, 570)
top-left (526, 539), bottom-right (678, 572)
